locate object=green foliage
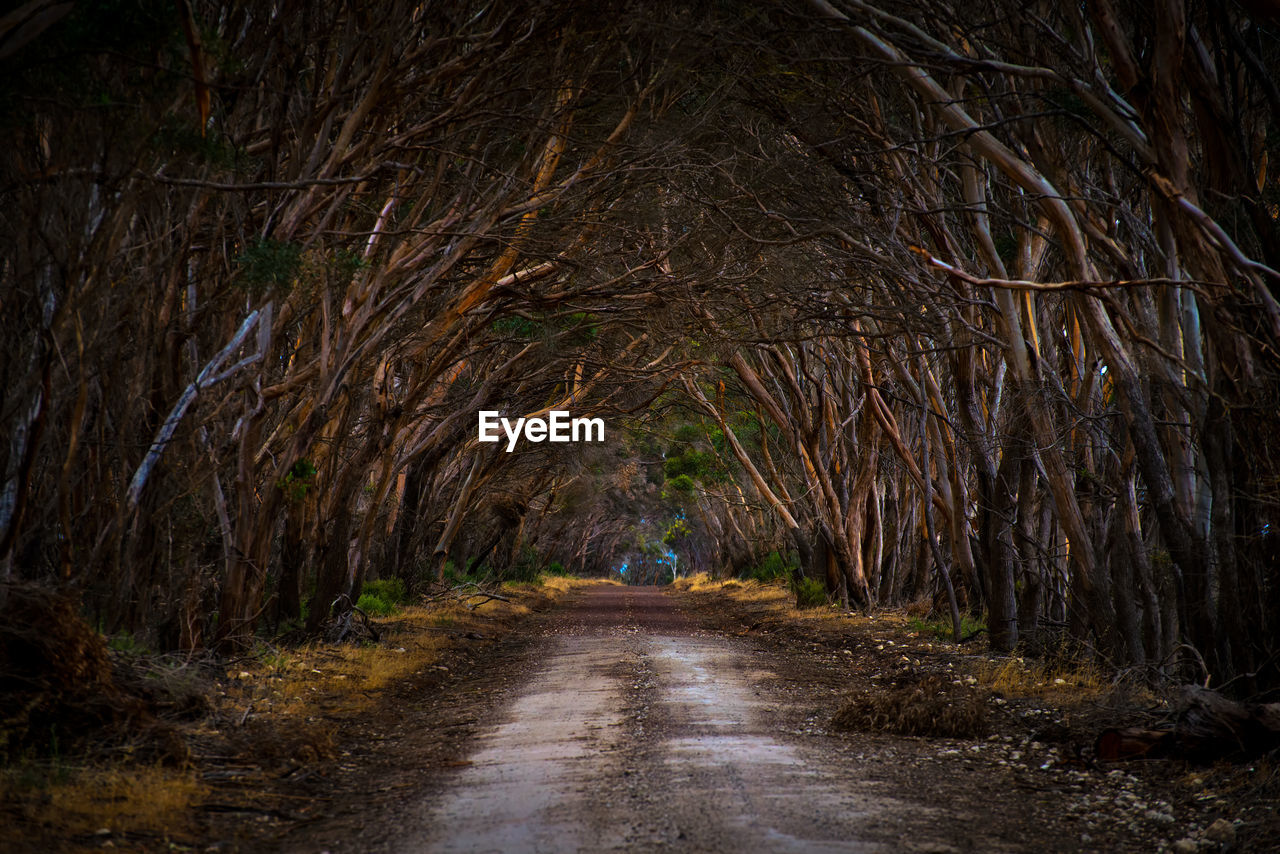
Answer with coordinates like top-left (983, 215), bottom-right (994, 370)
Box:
top-left (661, 518), bottom-right (690, 546)
top-left (728, 411), bottom-right (759, 443)
top-left (360, 578), bottom-right (407, 606)
top-left (491, 311), bottom-right (600, 346)
top-left (707, 426), bottom-right (728, 453)
top-left (506, 546), bottom-right (543, 584)
top-left (544, 562), bottom-right (570, 577)
top-left (356, 593), bottom-right (394, 616)
top-left (793, 576), bottom-right (827, 609)
top-left (742, 550), bottom-right (797, 583)
top-left (258, 649), bottom-right (294, 676)
top-left (330, 248), bottom-right (368, 278)
top-left (908, 614), bottom-right (987, 641)
top-left (664, 473), bottom-right (696, 496)
top-left (356, 578), bottom-right (407, 617)
top-left (672, 423), bottom-right (702, 444)
top-left (440, 559), bottom-right (467, 585)
top-left (660, 418), bottom-right (730, 490)
top-left (492, 315), bottom-right (542, 338)
top-left (442, 557), bottom-right (494, 586)
top-left (277, 459), bottom-right (317, 503)
top-left (235, 238), bottom-right (302, 294)
top-left (663, 449), bottom-right (717, 480)
top-left (564, 312), bottom-right (600, 344)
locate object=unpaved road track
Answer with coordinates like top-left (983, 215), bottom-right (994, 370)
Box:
top-left (279, 585), bottom-right (1169, 854)
top-left (404, 586), bottom-right (897, 853)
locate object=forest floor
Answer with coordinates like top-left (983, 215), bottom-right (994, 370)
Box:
top-left (3, 578), bottom-right (1274, 853)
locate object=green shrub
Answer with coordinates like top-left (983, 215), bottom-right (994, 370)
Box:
top-left (355, 593), bottom-right (393, 616)
top-left (663, 473), bottom-right (696, 496)
top-left (277, 458), bottom-right (317, 503)
top-left (671, 423), bottom-right (703, 444)
top-left (441, 558), bottom-right (493, 586)
top-left (907, 614), bottom-right (986, 641)
top-left (355, 578), bottom-right (407, 616)
top-left (793, 577), bottom-right (827, 609)
top-left (360, 578), bottom-right (407, 606)
top-left (743, 550), bottom-right (796, 584)
top-left (106, 632), bottom-right (149, 655)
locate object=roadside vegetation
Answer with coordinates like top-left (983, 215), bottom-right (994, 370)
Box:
top-left (1, 574), bottom-right (601, 852)
top-left (669, 578), bottom-right (1278, 850)
top-left (674, 572), bottom-right (1116, 708)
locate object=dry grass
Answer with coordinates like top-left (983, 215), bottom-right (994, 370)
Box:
top-left (974, 654), bottom-right (1106, 702)
top-left (670, 572), bottom-right (726, 592)
top-left (672, 572), bottom-right (793, 606)
top-left (538, 575), bottom-right (612, 595)
top-left (222, 576), bottom-right (608, 722)
top-left (832, 674), bottom-right (989, 738)
top-left (673, 574), bottom-right (1121, 714)
top-left (0, 762), bottom-right (203, 840)
top-left (673, 572), bottom-right (874, 626)
top-left (3, 576), bottom-right (604, 851)
top-left (684, 573), bottom-right (848, 623)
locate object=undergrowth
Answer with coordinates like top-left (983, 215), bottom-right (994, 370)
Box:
top-left (908, 613), bottom-right (987, 641)
top-left (793, 577), bottom-right (828, 609)
top-left (672, 572), bottom-right (792, 605)
top-left (670, 572), bottom-right (1117, 717)
top-left (832, 674), bottom-right (989, 737)
top-left (2, 575), bottom-right (604, 851)
top-left (674, 571), bottom-right (830, 610)
top-left (740, 550), bottom-right (798, 584)
top-left (357, 577), bottom-right (409, 616)
top-left (974, 652), bottom-right (1106, 701)
top-left (0, 762), bottom-right (204, 841)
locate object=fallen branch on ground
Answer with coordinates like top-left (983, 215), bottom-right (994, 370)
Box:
top-left (1095, 685), bottom-right (1280, 762)
top-left (420, 581), bottom-right (512, 611)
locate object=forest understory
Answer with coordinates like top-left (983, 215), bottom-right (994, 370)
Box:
top-left (0, 576), bottom-right (586, 852)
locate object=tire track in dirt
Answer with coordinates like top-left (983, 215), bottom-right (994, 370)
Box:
top-left (400, 585), bottom-right (901, 853)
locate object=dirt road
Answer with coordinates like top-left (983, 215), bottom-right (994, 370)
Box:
top-left (402, 585), bottom-right (896, 853)
top-left (281, 585), bottom-right (1193, 854)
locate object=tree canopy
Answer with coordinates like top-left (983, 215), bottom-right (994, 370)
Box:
top-left (2, 0), bottom-right (1278, 691)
